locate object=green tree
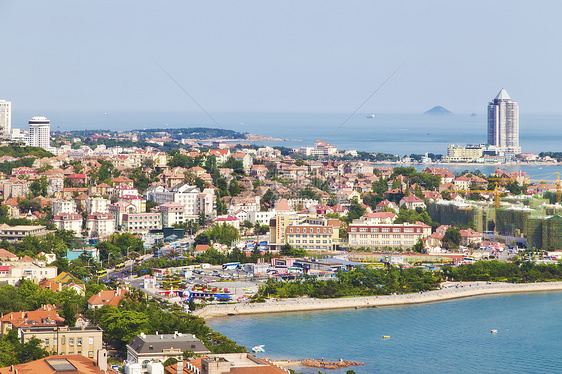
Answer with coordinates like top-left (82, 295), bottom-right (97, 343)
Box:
top-left (62, 300), bottom-right (77, 327)
top-left (443, 228), bottom-right (461, 249)
top-left (228, 179), bottom-right (241, 196)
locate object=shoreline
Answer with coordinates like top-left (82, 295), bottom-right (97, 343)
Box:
top-left (194, 281), bottom-right (562, 319)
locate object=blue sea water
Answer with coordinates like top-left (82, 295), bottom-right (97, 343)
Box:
top-left (12, 111), bottom-right (562, 155)
top-left (207, 292), bottom-right (562, 374)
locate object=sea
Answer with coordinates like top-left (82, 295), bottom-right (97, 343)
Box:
top-left (14, 111), bottom-right (562, 180)
top-left (208, 291), bottom-right (562, 374)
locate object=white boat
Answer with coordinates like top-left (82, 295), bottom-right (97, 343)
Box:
top-left (491, 329), bottom-right (498, 333)
top-left (367, 114), bottom-right (375, 118)
top-left (252, 345), bottom-right (265, 353)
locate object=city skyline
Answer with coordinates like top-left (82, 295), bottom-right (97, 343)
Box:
top-left (1, 1), bottom-right (562, 115)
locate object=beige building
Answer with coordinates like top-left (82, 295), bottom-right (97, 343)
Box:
top-left (285, 218), bottom-right (340, 251)
top-left (442, 144), bottom-right (483, 163)
top-left (21, 326), bottom-right (104, 359)
top-left (348, 222), bottom-right (426, 249)
top-left (0, 224), bottom-right (50, 242)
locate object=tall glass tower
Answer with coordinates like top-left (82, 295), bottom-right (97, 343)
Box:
top-left (487, 89), bottom-right (520, 155)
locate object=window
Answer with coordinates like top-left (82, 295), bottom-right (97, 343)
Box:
top-left (88, 351), bottom-right (94, 358)
top-left (53, 339), bottom-right (58, 346)
top-left (61, 338), bottom-right (66, 345)
top-left (89, 337), bottom-right (94, 345)
top-left (69, 338), bottom-right (74, 346)
top-left (45, 339), bottom-right (49, 346)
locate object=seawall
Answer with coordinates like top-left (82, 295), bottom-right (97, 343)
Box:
top-left (194, 282), bottom-right (562, 319)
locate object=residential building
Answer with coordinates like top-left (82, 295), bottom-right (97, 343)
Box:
top-left (487, 88), bottom-right (521, 155)
top-left (86, 197), bottom-right (111, 214)
top-left (21, 326), bottom-right (104, 359)
top-left (285, 218), bottom-right (339, 251)
top-left (126, 332), bottom-right (210, 368)
top-left (442, 144), bottom-right (484, 163)
top-left (87, 288), bottom-right (126, 309)
top-left (0, 100), bottom-right (11, 136)
top-left (85, 213), bottom-right (115, 238)
top-left (348, 222), bottom-right (426, 249)
top-left (52, 199), bottom-right (78, 215)
top-left (0, 260), bottom-right (58, 285)
top-left (0, 224), bottom-right (49, 242)
top-left (158, 201), bottom-right (186, 227)
top-left (0, 304), bottom-right (64, 337)
top-left (399, 195), bottom-right (426, 210)
top-left (0, 248), bottom-right (18, 261)
top-left (122, 212), bottom-right (162, 232)
top-left (27, 116), bottom-right (51, 150)
top-left (53, 213), bottom-right (83, 234)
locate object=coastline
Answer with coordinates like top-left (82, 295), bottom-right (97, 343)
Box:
top-left (194, 281), bottom-right (562, 319)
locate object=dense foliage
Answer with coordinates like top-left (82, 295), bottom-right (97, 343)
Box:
top-left (442, 260), bottom-right (562, 283)
top-left (92, 296), bottom-right (246, 353)
top-left (257, 267), bottom-right (440, 299)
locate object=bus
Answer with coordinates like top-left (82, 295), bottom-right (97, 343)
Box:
top-left (222, 262), bottom-right (241, 271)
top-left (96, 269), bottom-right (108, 277)
top-left (135, 257), bottom-right (142, 266)
top-left (115, 263), bottom-right (125, 271)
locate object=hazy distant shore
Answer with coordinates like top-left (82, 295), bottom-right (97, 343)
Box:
top-left (194, 281), bottom-right (562, 319)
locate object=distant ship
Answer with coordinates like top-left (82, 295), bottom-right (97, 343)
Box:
top-left (367, 114), bottom-right (375, 118)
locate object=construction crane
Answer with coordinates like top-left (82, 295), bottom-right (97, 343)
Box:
top-left (455, 183), bottom-right (506, 209)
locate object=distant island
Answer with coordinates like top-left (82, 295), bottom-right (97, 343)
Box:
top-left (424, 106), bottom-right (453, 116)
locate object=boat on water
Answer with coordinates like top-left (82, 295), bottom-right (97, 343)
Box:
top-left (367, 114), bottom-right (376, 118)
top-left (382, 335), bottom-right (390, 339)
top-left (491, 329), bottom-right (498, 333)
top-left (252, 345), bottom-right (265, 353)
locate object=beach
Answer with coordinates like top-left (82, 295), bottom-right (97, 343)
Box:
top-left (194, 281), bottom-right (562, 319)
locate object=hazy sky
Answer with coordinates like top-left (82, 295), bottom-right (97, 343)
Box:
top-left (1, 1), bottom-right (561, 114)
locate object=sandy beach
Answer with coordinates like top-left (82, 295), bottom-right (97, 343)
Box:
top-left (193, 281), bottom-right (562, 319)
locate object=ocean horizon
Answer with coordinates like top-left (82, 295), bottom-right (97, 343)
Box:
top-left (10, 111), bottom-right (562, 156)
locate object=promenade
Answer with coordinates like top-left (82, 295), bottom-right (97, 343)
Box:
top-left (194, 281), bottom-right (562, 319)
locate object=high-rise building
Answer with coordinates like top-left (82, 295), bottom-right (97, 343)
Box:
top-left (487, 89), bottom-right (520, 155)
top-left (27, 116), bottom-right (51, 149)
top-left (0, 100), bottom-right (11, 136)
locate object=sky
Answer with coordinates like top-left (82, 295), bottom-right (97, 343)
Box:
top-left (1, 1), bottom-right (561, 115)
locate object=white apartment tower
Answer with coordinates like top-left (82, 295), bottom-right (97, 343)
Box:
top-left (487, 89), bottom-right (520, 155)
top-left (27, 116), bottom-right (51, 149)
top-left (0, 100), bottom-right (11, 136)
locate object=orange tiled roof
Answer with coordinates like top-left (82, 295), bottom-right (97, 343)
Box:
top-left (0, 305), bottom-right (64, 328)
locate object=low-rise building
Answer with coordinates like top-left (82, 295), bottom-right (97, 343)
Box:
top-left (0, 304), bottom-right (64, 337)
top-left (165, 353), bottom-right (288, 374)
top-left (127, 332), bottom-right (210, 369)
top-left (348, 222), bottom-right (426, 249)
top-left (122, 212), bottom-right (162, 232)
top-left (0, 224), bottom-right (50, 242)
top-left (53, 213), bottom-right (83, 235)
top-left (87, 288), bottom-right (126, 309)
top-left (21, 326), bottom-right (104, 359)
top-left (85, 213), bottom-right (115, 238)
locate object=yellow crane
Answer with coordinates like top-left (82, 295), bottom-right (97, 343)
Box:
top-left (455, 183), bottom-right (506, 209)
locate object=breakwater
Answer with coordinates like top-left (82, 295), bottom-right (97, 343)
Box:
top-left (194, 281), bottom-right (562, 319)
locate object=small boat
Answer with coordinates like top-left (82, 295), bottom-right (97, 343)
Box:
top-left (252, 345), bottom-right (265, 353)
top-left (382, 335), bottom-right (390, 339)
top-left (367, 114), bottom-right (376, 118)
top-left (490, 329), bottom-right (498, 333)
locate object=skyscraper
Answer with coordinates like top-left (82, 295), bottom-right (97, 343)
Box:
top-left (0, 100), bottom-right (11, 136)
top-left (27, 116), bottom-right (51, 150)
top-left (487, 89), bottom-right (520, 155)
